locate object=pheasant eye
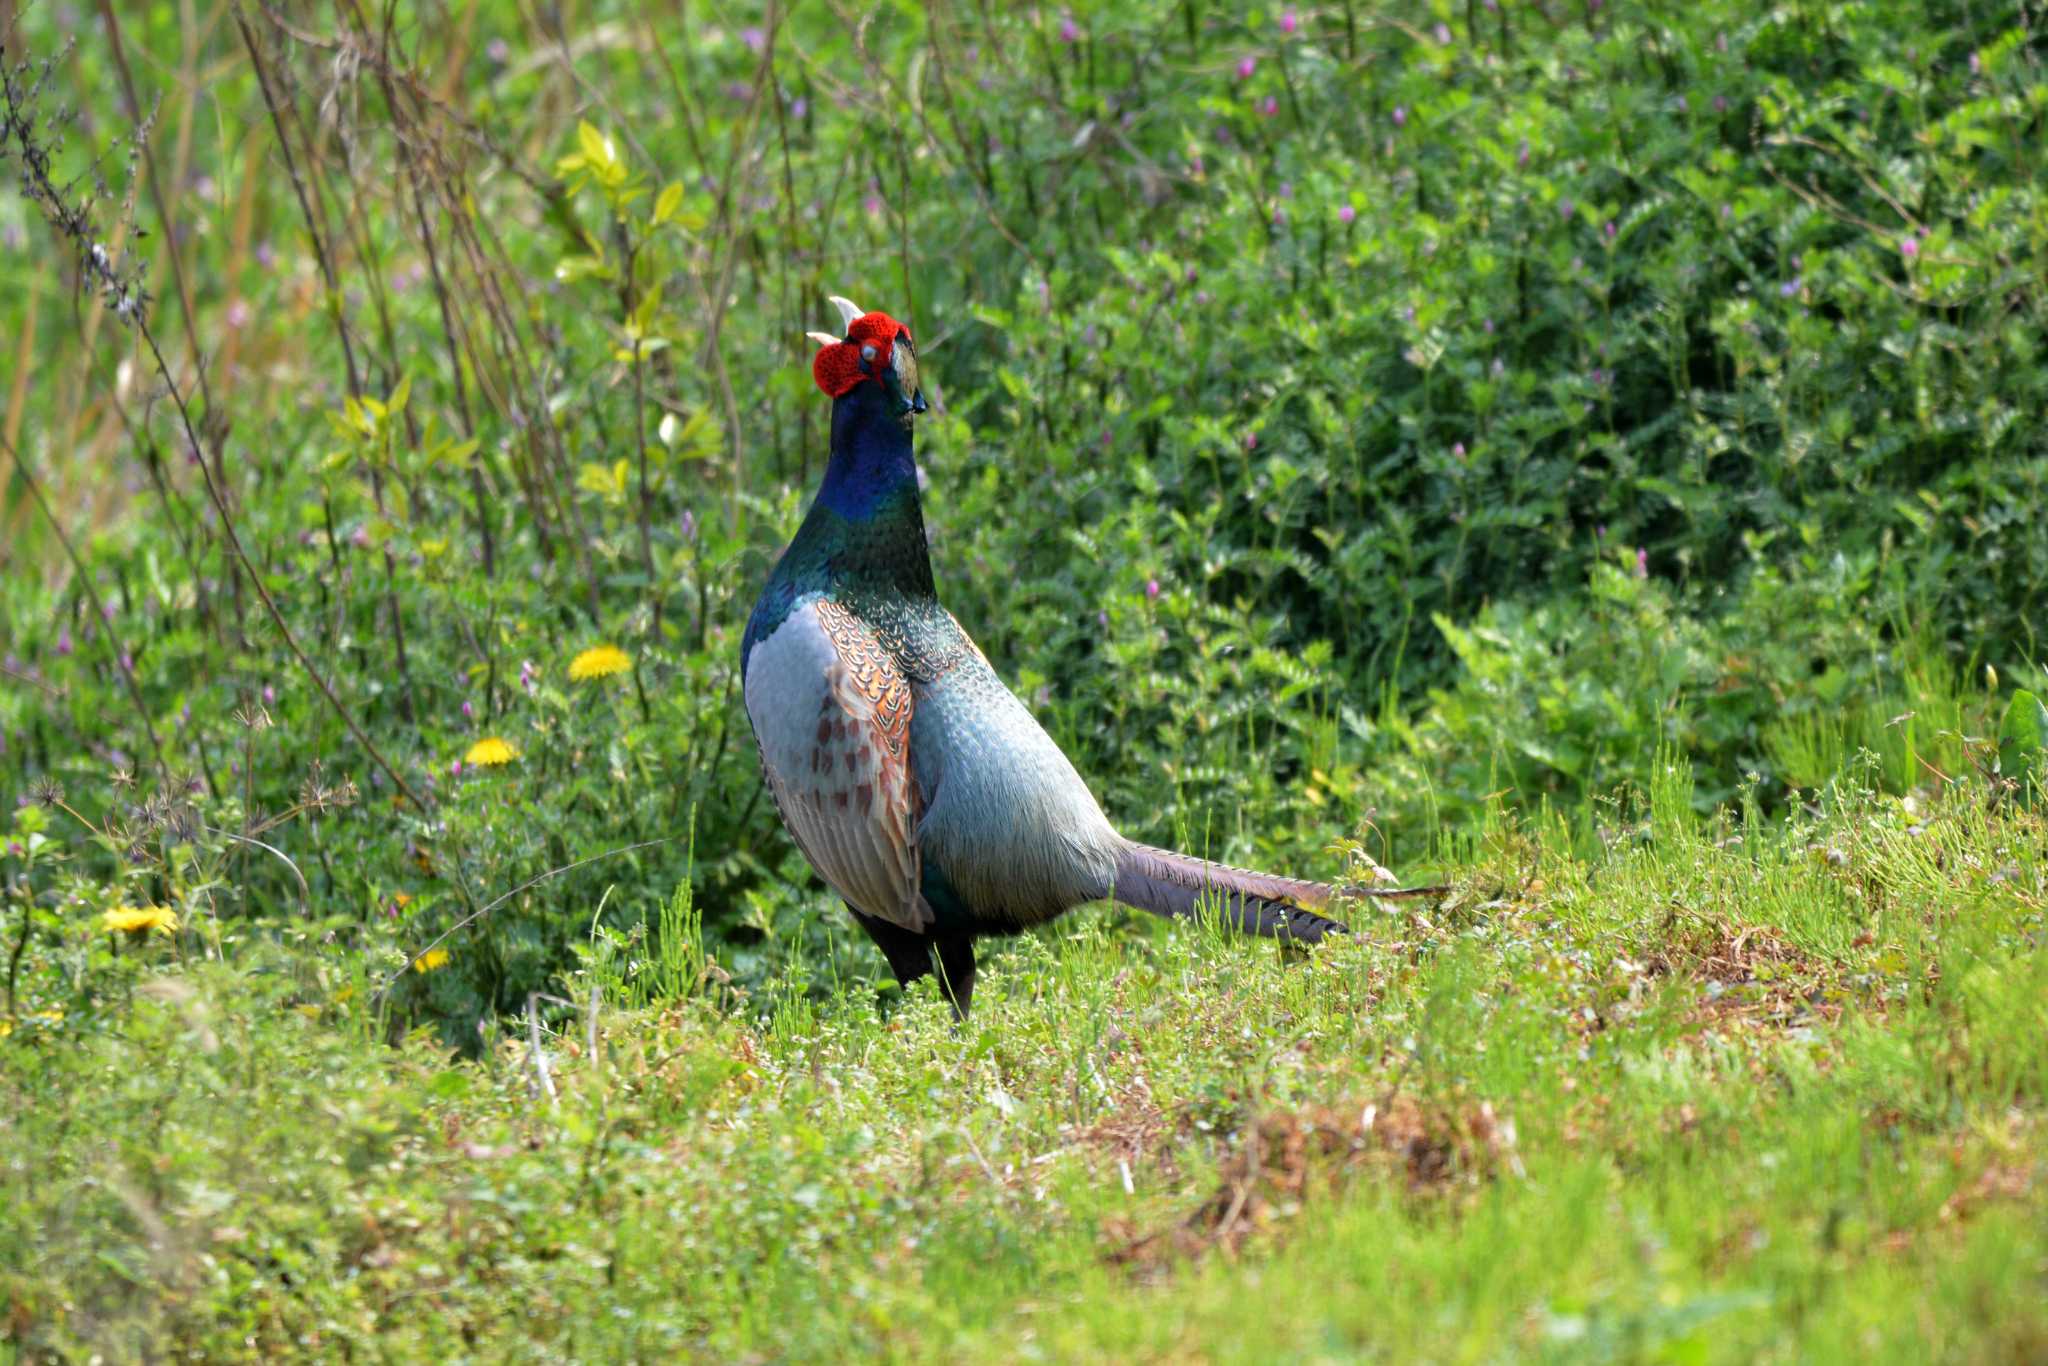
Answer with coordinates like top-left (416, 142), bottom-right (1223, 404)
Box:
top-left (860, 343), bottom-right (877, 361)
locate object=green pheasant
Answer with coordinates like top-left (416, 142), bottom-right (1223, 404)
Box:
top-left (742, 295), bottom-right (1431, 1018)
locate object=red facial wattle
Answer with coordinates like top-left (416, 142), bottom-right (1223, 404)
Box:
top-left (813, 311), bottom-right (913, 398)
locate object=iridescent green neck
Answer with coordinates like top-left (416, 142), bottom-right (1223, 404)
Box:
top-left (777, 381), bottom-right (934, 600)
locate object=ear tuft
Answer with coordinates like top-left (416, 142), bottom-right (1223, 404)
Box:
top-left (827, 295), bottom-right (866, 331)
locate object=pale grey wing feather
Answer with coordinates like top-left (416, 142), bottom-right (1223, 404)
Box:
top-left (744, 601), bottom-right (930, 933)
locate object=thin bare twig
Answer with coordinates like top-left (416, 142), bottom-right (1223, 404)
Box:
top-left (203, 825), bottom-right (311, 909)
top-left (527, 993), bottom-right (559, 1106)
top-left (94, 0), bottom-right (217, 424)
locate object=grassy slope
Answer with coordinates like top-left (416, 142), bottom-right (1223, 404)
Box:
top-left (6, 768), bottom-right (2045, 1360)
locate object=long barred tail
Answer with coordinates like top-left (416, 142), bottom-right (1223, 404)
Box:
top-left (1108, 843), bottom-right (1443, 944)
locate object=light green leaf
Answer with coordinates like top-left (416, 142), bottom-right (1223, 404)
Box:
top-left (653, 181), bottom-right (683, 226)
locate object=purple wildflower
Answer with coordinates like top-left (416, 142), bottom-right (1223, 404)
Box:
top-left (1780, 277), bottom-right (1801, 297)
top-left (263, 685), bottom-right (275, 705)
top-left (1059, 16), bottom-right (1078, 43)
top-left (1237, 56), bottom-right (1256, 80)
top-left (1280, 9), bottom-right (1298, 33)
top-left (1261, 95), bottom-right (1278, 116)
top-left (56, 628), bottom-right (71, 657)
top-left (741, 25), bottom-right (766, 52)
top-left (1145, 578), bottom-right (1161, 601)
top-left (461, 699), bottom-right (474, 721)
top-left (1558, 199), bottom-right (1574, 221)
top-left (1900, 236), bottom-right (1919, 261)
top-left (1635, 548), bottom-right (1649, 579)
top-left (1392, 104), bottom-right (1407, 127)
top-left (1435, 22), bottom-right (1452, 44)
top-left (1244, 431), bottom-right (1259, 451)
top-left (1452, 442), bottom-right (1466, 458)
top-left (1339, 203), bottom-right (1356, 225)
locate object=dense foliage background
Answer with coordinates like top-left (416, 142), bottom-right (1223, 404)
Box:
top-left (2, 0), bottom-right (2043, 1046)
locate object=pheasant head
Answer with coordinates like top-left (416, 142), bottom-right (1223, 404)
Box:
top-left (807, 295), bottom-right (927, 422)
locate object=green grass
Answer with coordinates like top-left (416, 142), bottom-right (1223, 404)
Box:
top-left (7, 767), bottom-right (2045, 1360)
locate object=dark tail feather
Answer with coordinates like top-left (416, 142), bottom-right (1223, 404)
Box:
top-left (1108, 842), bottom-right (1442, 943)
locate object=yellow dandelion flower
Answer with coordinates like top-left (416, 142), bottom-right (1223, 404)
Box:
top-left (102, 905), bottom-right (179, 935)
top-left (464, 736), bottom-right (518, 766)
top-left (414, 948), bottom-right (451, 973)
top-left (568, 644), bottom-right (632, 681)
